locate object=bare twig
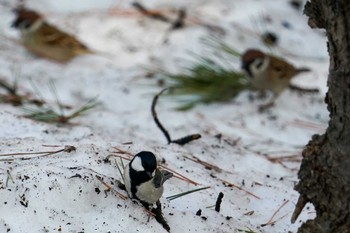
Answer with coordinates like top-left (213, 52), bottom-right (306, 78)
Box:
top-left (215, 192), bottom-right (224, 212)
top-left (151, 88), bottom-right (172, 144)
top-left (219, 178), bottom-right (261, 200)
top-left (151, 88), bottom-right (201, 145)
top-left (170, 8), bottom-right (186, 30)
top-left (108, 4), bottom-right (225, 34)
top-left (171, 134), bottom-right (202, 145)
top-left (132, 2), bottom-right (171, 22)
top-left (184, 155), bottom-right (223, 172)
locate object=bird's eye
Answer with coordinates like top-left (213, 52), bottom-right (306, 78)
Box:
top-left (273, 66), bottom-right (283, 72)
top-left (20, 20), bottom-right (32, 29)
top-left (255, 59), bottom-right (263, 69)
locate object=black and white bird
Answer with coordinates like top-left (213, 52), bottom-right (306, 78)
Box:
top-left (124, 151), bottom-right (173, 208)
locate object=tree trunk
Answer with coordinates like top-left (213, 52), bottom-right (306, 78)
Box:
top-left (292, 1), bottom-right (350, 232)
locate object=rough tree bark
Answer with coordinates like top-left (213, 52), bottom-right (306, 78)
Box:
top-left (291, 1), bottom-right (350, 232)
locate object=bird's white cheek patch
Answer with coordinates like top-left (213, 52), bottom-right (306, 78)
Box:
top-left (252, 57), bottom-right (270, 77)
top-left (131, 156), bottom-right (144, 172)
top-left (24, 19), bottom-right (44, 34)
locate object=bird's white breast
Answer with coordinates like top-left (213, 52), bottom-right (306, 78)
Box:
top-left (135, 179), bottom-right (164, 204)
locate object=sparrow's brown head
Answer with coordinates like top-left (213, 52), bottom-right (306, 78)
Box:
top-left (12, 8), bottom-right (42, 29)
top-left (241, 49), bottom-right (267, 78)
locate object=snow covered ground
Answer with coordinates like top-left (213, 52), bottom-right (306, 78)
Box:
top-left (0, 0), bottom-right (329, 232)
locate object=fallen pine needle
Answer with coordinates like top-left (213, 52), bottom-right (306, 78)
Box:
top-left (184, 155), bottom-right (222, 172)
top-left (114, 159), bottom-right (125, 185)
top-left (288, 119), bottom-right (326, 132)
top-left (166, 186), bottom-right (210, 201)
top-left (159, 164), bottom-right (200, 185)
top-left (105, 153), bottom-right (131, 162)
top-left (111, 147), bottom-right (134, 157)
top-left (237, 227), bottom-right (257, 233)
top-left (261, 200), bottom-right (289, 227)
top-left (243, 210), bottom-right (255, 216)
top-left (6, 170), bottom-right (15, 186)
top-left (219, 178), bottom-right (261, 200)
top-left (266, 155), bottom-right (302, 163)
top-left (0, 145), bottom-right (76, 161)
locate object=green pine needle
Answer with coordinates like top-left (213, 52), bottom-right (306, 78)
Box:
top-left (166, 186), bottom-right (211, 201)
top-left (237, 227), bottom-right (257, 233)
top-left (115, 158), bottom-right (125, 185)
top-left (201, 36), bottom-right (241, 57)
top-left (163, 62), bottom-right (251, 110)
top-left (158, 36), bottom-right (252, 110)
top-left (66, 96), bottom-right (99, 120)
top-left (23, 97), bottom-right (98, 123)
top-left (23, 107), bottom-right (60, 122)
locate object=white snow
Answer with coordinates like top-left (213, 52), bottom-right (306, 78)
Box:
top-left (0, 0), bottom-right (328, 232)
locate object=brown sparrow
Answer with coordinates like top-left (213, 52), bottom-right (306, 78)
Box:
top-left (11, 8), bottom-right (92, 63)
top-left (241, 49), bottom-right (310, 110)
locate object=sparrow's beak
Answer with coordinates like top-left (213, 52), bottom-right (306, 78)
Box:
top-left (11, 8), bottom-right (21, 28)
top-left (11, 19), bottom-right (20, 28)
top-left (153, 169), bottom-right (173, 188)
top-left (241, 63), bottom-right (247, 71)
top-left (241, 63), bottom-right (252, 77)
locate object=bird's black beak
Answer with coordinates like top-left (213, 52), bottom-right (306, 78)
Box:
top-left (11, 8), bottom-right (21, 28)
top-left (241, 64), bottom-right (249, 76)
top-left (241, 63), bottom-right (253, 78)
top-left (11, 19), bottom-right (20, 28)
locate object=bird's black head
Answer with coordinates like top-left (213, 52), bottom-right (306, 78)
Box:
top-left (131, 151), bottom-right (157, 175)
top-left (139, 151), bottom-right (157, 173)
top-left (128, 151), bottom-right (158, 197)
